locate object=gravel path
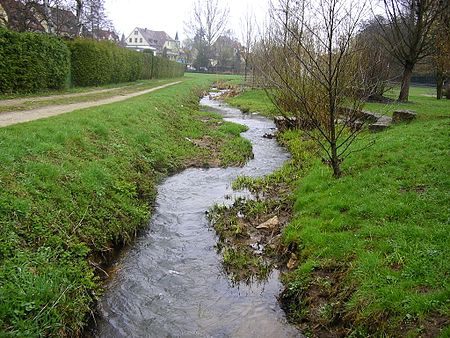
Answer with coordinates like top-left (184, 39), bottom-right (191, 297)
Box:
top-left (0, 82), bottom-right (143, 107)
top-left (0, 81), bottom-right (182, 127)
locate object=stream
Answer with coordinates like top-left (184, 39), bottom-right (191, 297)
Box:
top-left (94, 91), bottom-right (302, 337)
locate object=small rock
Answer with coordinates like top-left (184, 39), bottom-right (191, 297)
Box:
top-left (369, 122), bottom-right (390, 133)
top-left (256, 216), bottom-right (279, 229)
top-left (360, 110), bottom-right (382, 123)
top-left (287, 253), bottom-right (298, 270)
top-left (263, 133), bottom-right (274, 139)
top-left (392, 110), bottom-right (417, 123)
top-left (250, 243), bottom-right (264, 254)
top-left (274, 116), bottom-right (297, 131)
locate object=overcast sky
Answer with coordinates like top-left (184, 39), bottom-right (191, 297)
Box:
top-left (104, 0), bottom-right (268, 41)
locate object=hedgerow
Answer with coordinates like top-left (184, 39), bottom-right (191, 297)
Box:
top-left (0, 28), bottom-right (70, 94)
top-left (0, 29), bottom-right (185, 93)
top-left (68, 39), bottom-right (184, 86)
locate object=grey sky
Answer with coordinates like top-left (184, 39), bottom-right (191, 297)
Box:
top-left (105, 0), bottom-right (268, 41)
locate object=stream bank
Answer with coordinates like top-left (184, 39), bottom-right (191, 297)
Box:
top-left (0, 77), bottom-right (256, 336)
top-left (217, 85), bottom-right (450, 337)
top-left (93, 89), bottom-right (303, 337)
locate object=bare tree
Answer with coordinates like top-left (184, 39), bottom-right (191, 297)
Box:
top-left (185, 0), bottom-right (229, 67)
top-left (4, 0), bottom-right (66, 33)
top-left (255, 0), bottom-right (377, 177)
top-left (42, 0), bottom-right (55, 33)
top-left (355, 16), bottom-right (395, 101)
top-left (240, 7), bottom-right (256, 82)
top-left (432, 3), bottom-right (450, 99)
top-left (74, 0), bottom-right (83, 36)
top-left (376, 0), bottom-right (447, 102)
top-left (213, 30), bottom-right (242, 72)
top-left (65, 0), bottom-right (111, 38)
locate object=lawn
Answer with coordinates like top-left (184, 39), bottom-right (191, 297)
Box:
top-left (225, 88), bottom-right (278, 118)
top-left (0, 73), bottom-right (251, 336)
top-left (224, 85), bottom-right (450, 336)
top-left (0, 78), bottom-right (183, 113)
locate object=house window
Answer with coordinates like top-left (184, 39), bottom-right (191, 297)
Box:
top-left (140, 38), bottom-right (142, 43)
top-left (129, 38), bottom-right (132, 42)
top-left (135, 38), bottom-right (138, 43)
top-left (134, 30), bottom-right (138, 35)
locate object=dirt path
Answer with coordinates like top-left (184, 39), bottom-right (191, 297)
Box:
top-left (0, 81), bottom-right (182, 127)
top-left (0, 82), bottom-right (143, 107)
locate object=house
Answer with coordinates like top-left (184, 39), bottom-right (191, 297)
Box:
top-left (0, 0), bottom-right (78, 36)
top-left (0, 0), bottom-right (43, 32)
top-left (0, 2), bottom-right (7, 27)
top-left (125, 27), bottom-right (181, 61)
top-left (95, 29), bottom-right (119, 43)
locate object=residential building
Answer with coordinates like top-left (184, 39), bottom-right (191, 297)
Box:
top-left (0, 0), bottom-right (77, 36)
top-left (95, 29), bottom-right (119, 42)
top-left (0, 2), bottom-right (7, 27)
top-left (125, 27), bottom-right (181, 61)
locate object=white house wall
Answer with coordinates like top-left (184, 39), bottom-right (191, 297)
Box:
top-left (125, 27), bottom-right (152, 51)
top-left (0, 5), bottom-right (8, 26)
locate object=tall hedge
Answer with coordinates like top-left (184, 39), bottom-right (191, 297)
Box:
top-left (68, 39), bottom-right (185, 87)
top-left (0, 28), bottom-right (70, 94)
top-left (0, 30), bottom-right (185, 94)
top-left (152, 55), bottom-right (185, 79)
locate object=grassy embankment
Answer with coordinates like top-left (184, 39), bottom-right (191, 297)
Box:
top-left (0, 78), bottom-right (149, 100)
top-left (0, 73), bottom-right (252, 336)
top-left (214, 85), bottom-right (449, 336)
top-left (225, 88), bottom-right (278, 117)
top-left (0, 78), bottom-right (184, 113)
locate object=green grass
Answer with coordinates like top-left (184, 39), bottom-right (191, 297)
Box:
top-left (0, 73), bottom-right (252, 336)
top-left (216, 123), bottom-right (253, 166)
top-left (365, 86), bottom-right (448, 119)
top-left (225, 88), bottom-right (278, 117)
top-left (226, 85), bottom-right (450, 336)
top-left (0, 78), bottom-right (166, 101)
top-left (0, 78), bottom-right (182, 113)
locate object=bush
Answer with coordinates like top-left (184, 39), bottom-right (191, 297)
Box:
top-left (68, 39), bottom-right (185, 86)
top-left (0, 30), bottom-right (185, 93)
top-left (0, 28), bottom-right (70, 94)
top-left (152, 56), bottom-right (185, 79)
top-left (68, 39), bottom-right (128, 86)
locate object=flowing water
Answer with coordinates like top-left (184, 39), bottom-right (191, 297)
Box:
top-left (94, 92), bottom-right (302, 337)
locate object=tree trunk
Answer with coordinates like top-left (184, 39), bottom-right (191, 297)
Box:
top-left (398, 63), bottom-right (414, 102)
top-left (244, 58), bottom-right (248, 82)
top-left (42, 0), bottom-right (54, 34)
top-left (445, 82), bottom-right (450, 99)
top-left (76, 0), bottom-right (83, 37)
top-left (436, 72), bottom-right (444, 99)
top-left (331, 143), bottom-right (341, 178)
top-left (329, 105), bottom-right (341, 178)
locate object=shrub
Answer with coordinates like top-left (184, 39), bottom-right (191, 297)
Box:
top-left (0, 30), bottom-right (185, 93)
top-left (0, 28), bottom-right (70, 94)
top-left (68, 39), bottom-right (185, 86)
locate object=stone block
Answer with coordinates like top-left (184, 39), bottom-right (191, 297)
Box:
top-left (369, 122), bottom-right (390, 133)
top-left (392, 110), bottom-right (417, 123)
